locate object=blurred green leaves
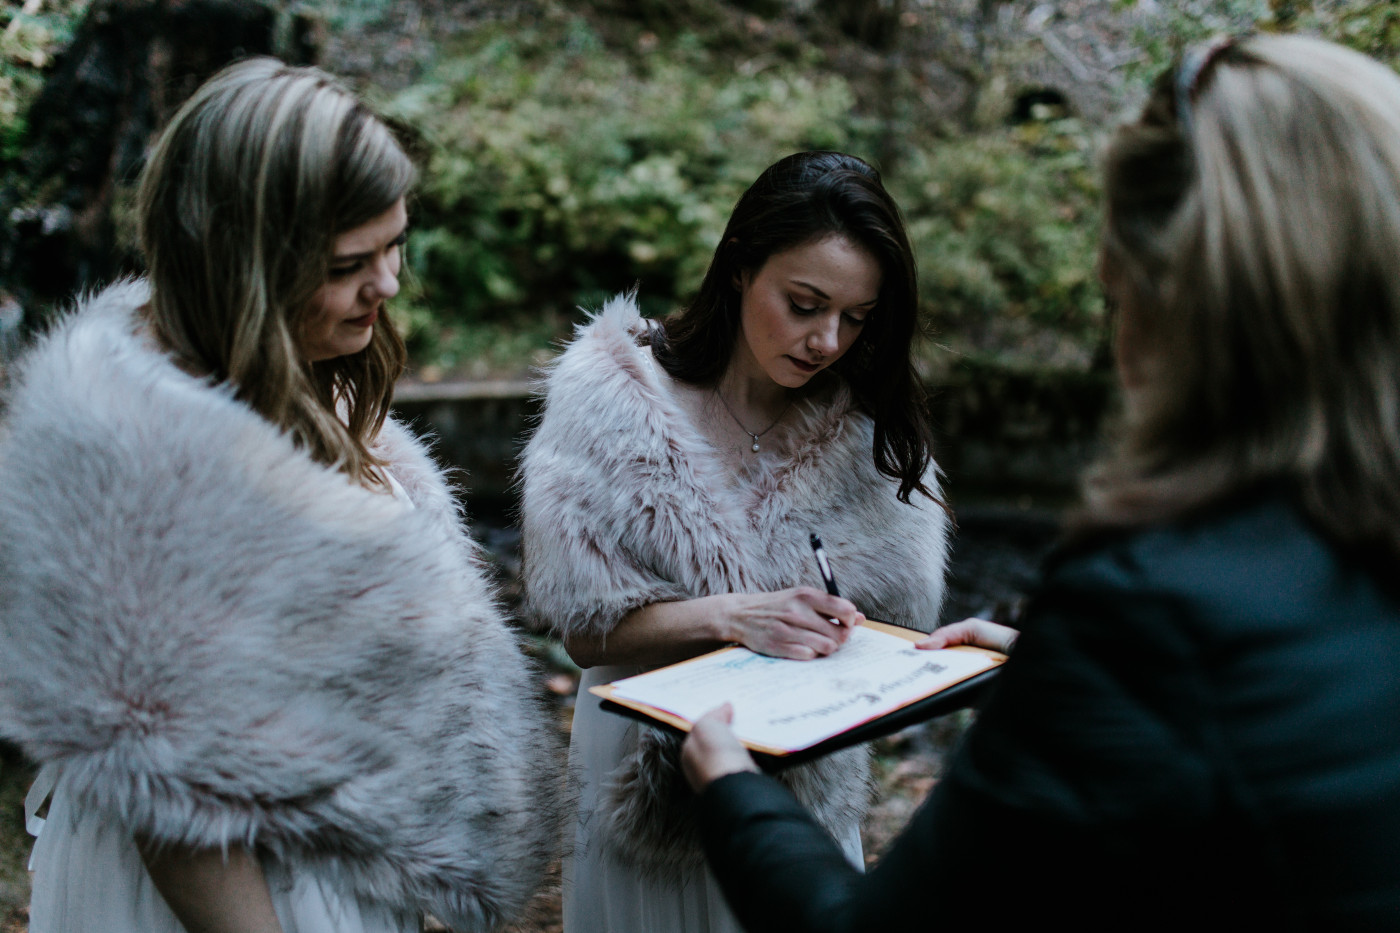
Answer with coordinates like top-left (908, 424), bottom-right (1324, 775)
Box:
top-left (1123, 0), bottom-right (1400, 79)
top-left (891, 117), bottom-right (1104, 373)
top-left (0, 0), bottom-right (92, 162)
top-left (381, 8), bottom-right (1110, 376)
top-left (7, 1), bottom-right (1398, 378)
top-left (382, 12), bottom-right (861, 354)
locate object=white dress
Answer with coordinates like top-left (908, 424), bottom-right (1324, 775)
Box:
top-left (24, 474), bottom-right (420, 933)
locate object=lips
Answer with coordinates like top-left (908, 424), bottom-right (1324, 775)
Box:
top-left (787, 355), bottom-right (821, 374)
top-left (347, 308), bottom-right (379, 328)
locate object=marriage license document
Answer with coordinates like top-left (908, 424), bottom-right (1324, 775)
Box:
top-left (593, 622), bottom-right (1004, 756)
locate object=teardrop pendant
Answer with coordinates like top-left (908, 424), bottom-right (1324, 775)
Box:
top-left (715, 387), bottom-right (792, 455)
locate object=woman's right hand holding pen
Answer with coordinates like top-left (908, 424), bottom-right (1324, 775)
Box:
top-left (563, 588), bottom-right (863, 669)
top-left (722, 587), bottom-right (863, 660)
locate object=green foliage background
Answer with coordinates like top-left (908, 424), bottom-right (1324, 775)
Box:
top-left (373, 6), bottom-right (1110, 378)
top-left (3, 0), bottom-right (1398, 378)
top-left (381, 14), bottom-right (867, 375)
top-left (0, 0), bottom-right (92, 163)
top-left (372, 0), bottom-right (1398, 378)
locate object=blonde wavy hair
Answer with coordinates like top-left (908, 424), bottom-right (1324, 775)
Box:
top-left (137, 57), bottom-right (414, 485)
top-left (1084, 34), bottom-right (1400, 564)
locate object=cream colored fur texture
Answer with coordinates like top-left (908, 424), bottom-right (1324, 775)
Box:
top-left (519, 293), bottom-right (950, 873)
top-left (0, 280), bottom-right (563, 931)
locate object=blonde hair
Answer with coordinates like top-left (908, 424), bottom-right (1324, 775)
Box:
top-left (1084, 34), bottom-right (1400, 564)
top-left (137, 57), bottom-right (415, 485)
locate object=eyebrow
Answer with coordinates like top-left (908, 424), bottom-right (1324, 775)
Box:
top-left (332, 225), bottom-right (409, 263)
top-left (789, 278), bottom-right (879, 307)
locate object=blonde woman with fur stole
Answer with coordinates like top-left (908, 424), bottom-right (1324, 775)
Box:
top-left (0, 59), bottom-right (559, 933)
top-left (683, 35), bottom-right (1400, 931)
top-left (519, 151), bottom-right (951, 932)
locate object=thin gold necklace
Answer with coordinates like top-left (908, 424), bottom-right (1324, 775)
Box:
top-left (714, 387), bottom-right (792, 453)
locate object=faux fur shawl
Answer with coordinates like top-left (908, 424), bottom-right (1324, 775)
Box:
top-left (519, 293), bottom-right (949, 872)
top-left (0, 281), bottom-right (562, 931)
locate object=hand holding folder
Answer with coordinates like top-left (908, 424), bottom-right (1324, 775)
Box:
top-left (594, 619), bottom-right (1005, 768)
top-left (595, 533), bottom-right (1006, 767)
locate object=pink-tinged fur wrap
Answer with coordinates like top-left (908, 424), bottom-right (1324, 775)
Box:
top-left (519, 293), bottom-right (950, 873)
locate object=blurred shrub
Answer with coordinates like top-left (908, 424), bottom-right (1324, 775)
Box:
top-left (382, 14), bottom-right (857, 352)
top-left (380, 8), bottom-right (1111, 375)
top-left (890, 117), bottom-right (1104, 373)
top-left (0, 0), bottom-right (92, 163)
top-left (11, 1), bottom-right (1396, 378)
top-left (1126, 0), bottom-right (1400, 80)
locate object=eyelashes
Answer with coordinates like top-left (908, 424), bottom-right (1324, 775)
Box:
top-left (788, 297), bottom-right (870, 326)
top-left (328, 230), bottom-right (409, 279)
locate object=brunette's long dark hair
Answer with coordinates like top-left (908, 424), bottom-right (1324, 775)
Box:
top-left (652, 151), bottom-right (937, 503)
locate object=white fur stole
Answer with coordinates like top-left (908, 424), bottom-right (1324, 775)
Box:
top-left (0, 280), bottom-right (564, 930)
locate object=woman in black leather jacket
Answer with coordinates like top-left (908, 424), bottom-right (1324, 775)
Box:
top-left (681, 33), bottom-right (1400, 932)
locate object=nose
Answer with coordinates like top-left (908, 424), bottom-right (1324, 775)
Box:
top-left (807, 312), bottom-right (841, 357)
top-left (365, 255), bottom-right (400, 301)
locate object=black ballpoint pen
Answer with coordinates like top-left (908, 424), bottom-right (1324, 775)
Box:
top-left (809, 533), bottom-right (844, 625)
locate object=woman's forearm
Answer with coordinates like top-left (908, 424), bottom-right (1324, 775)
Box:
top-left (138, 839), bottom-right (285, 933)
top-left (564, 595), bottom-right (734, 668)
top-left (564, 587), bottom-right (862, 669)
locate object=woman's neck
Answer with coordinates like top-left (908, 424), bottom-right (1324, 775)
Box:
top-left (716, 370), bottom-right (789, 424)
top-left (716, 343), bottom-right (791, 426)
